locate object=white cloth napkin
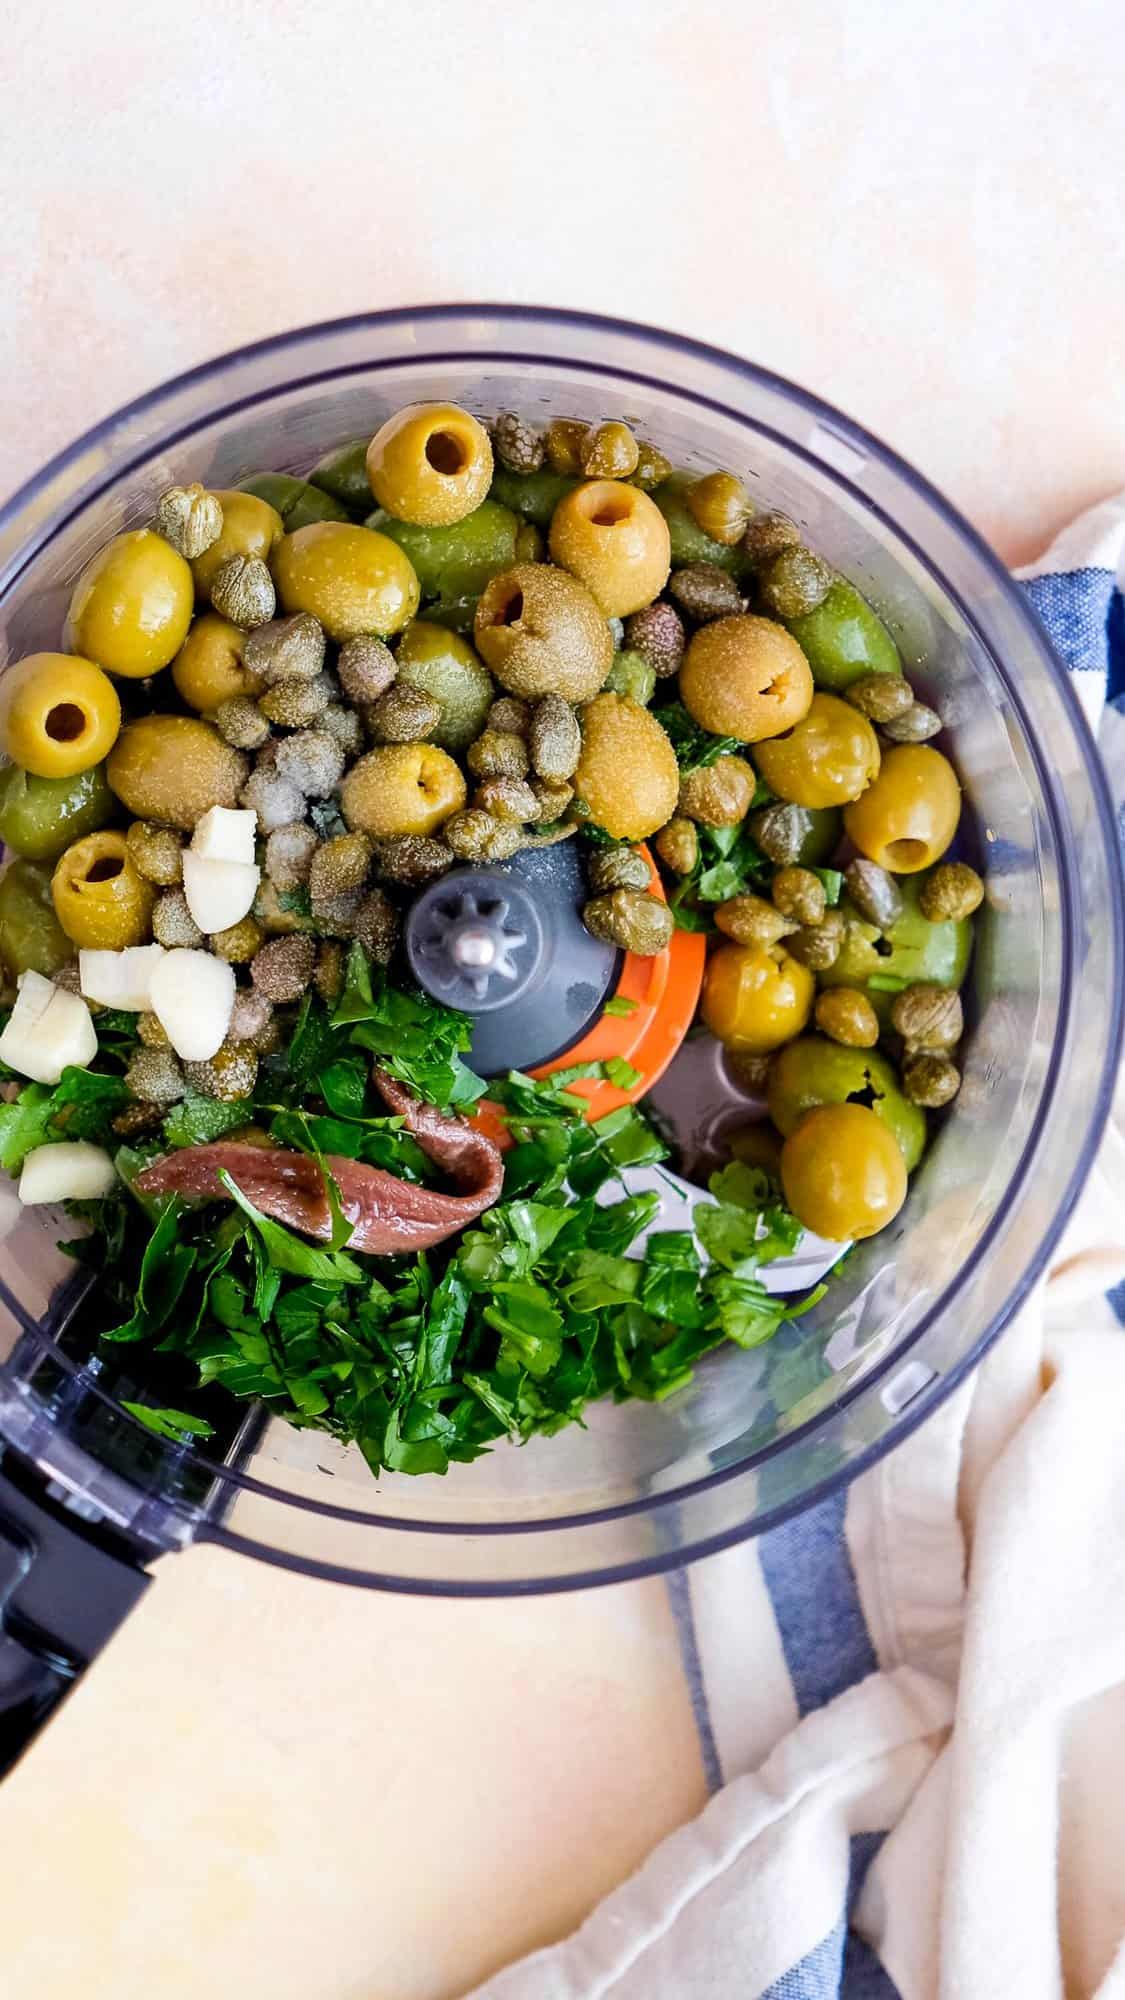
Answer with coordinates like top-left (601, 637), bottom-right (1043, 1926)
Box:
top-left (467, 495), bottom-right (1125, 2000)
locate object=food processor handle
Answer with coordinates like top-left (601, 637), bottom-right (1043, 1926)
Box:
top-left (0, 1447), bottom-right (152, 1778)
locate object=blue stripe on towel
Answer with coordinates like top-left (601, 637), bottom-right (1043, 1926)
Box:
top-left (759, 1834), bottom-right (900, 2000)
top-left (758, 1489), bottom-right (878, 1716)
top-left (664, 1564), bottom-right (723, 1795)
top-left (1022, 568), bottom-right (1118, 674)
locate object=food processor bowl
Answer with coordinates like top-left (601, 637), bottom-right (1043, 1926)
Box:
top-left (0, 307), bottom-right (1120, 1625)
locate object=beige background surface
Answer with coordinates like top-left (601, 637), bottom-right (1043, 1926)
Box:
top-left (1, 2), bottom-right (1124, 1996)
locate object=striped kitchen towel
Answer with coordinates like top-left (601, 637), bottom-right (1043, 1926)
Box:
top-left (469, 494), bottom-right (1125, 2000)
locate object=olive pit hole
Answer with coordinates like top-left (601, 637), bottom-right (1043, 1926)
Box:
top-left (845, 1083), bottom-right (879, 1110)
top-left (45, 703), bottom-right (87, 742)
top-left (425, 430), bottom-right (468, 476)
top-left (886, 838), bottom-right (927, 867)
top-left (501, 591), bottom-right (524, 625)
top-left (872, 937), bottom-right (895, 957)
top-left (588, 496), bottom-right (632, 527)
top-left (84, 856), bottom-right (123, 883)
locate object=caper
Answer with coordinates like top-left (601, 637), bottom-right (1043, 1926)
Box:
top-left (814, 987), bottom-right (879, 1049)
top-left (891, 983), bottom-right (963, 1051)
top-left (492, 412), bottom-right (545, 474)
top-left (371, 834), bottom-right (456, 883)
top-left (466, 729), bottom-right (530, 780)
top-left (215, 696), bottom-right (272, 751)
top-left (212, 916), bottom-right (264, 963)
top-left (624, 600), bottom-right (685, 679)
top-left (529, 694), bottom-right (581, 782)
top-left (685, 473), bottom-right (751, 547)
top-left (880, 702), bottom-right (942, 743)
top-left (750, 802), bottom-right (816, 868)
top-left (845, 674), bottom-right (914, 722)
top-left (918, 861), bottom-right (984, 923)
top-left (125, 1047), bottom-right (185, 1107)
top-left (442, 810), bottom-right (522, 863)
top-left (587, 846), bottom-right (650, 894)
top-left (154, 484), bottom-right (223, 560)
top-left (741, 512), bottom-right (800, 570)
top-left (678, 754), bottom-right (757, 830)
top-left (353, 888), bottom-right (399, 963)
top-left (583, 889), bottom-right (673, 956)
top-left (843, 857), bottom-right (903, 931)
top-left (667, 563), bottom-right (744, 623)
top-left (125, 821), bottom-right (184, 887)
top-left (529, 779), bottom-right (575, 822)
top-left (486, 696), bottom-right (531, 737)
top-left (366, 684), bottom-right (442, 744)
top-left (653, 816), bottom-right (698, 875)
top-left (474, 777), bottom-right (539, 823)
top-left (713, 894), bottom-right (797, 947)
top-left (757, 547), bottom-right (834, 620)
top-left (184, 1042), bottom-right (260, 1103)
top-left (309, 833), bottom-right (372, 906)
top-left (785, 910), bottom-right (845, 969)
top-left (581, 421), bottom-right (639, 479)
top-left (544, 418), bottom-right (589, 475)
top-left (602, 650), bottom-right (656, 705)
top-left (211, 554), bottom-right (276, 629)
top-left (314, 940), bottom-right (346, 1002)
top-left (258, 675), bottom-right (332, 728)
top-left (771, 866), bottom-right (826, 927)
top-left (338, 635), bottom-right (397, 705)
top-left (902, 1053), bottom-right (961, 1107)
top-left (243, 612), bottom-right (326, 685)
top-left (632, 441), bottom-right (672, 491)
top-left (250, 934), bottom-right (316, 1003)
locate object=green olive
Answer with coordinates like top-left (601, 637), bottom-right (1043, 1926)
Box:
top-left (65, 530), bottom-right (194, 678)
top-left (394, 622), bottom-right (494, 751)
top-left (107, 716), bottom-right (249, 830)
top-left (272, 522), bottom-right (420, 641)
top-left (51, 830), bottom-right (155, 950)
top-left (308, 439), bottom-right (376, 517)
top-left (0, 859), bottom-right (74, 977)
top-left (753, 693), bottom-right (880, 808)
top-left (843, 745), bottom-right (961, 873)
top-left (701, 941), bottom-right (815, 1054)
top-left (240, 473), bottom-right (350, 528)
top-left (768, 1035), bottom-right (926, 1170)
top-left (489, 466), bottom-right (582, 528)
top-left (818, 874), bottom-right (973, 1017)
top-left (781, 1103), bottom-right (908, 1241)
top-left (783, 579), bottom-right (901, 690)
top-left (0, 763), bottom-right (115, 862)
top-left (366, 498), bottom-right (519, 608)
top-left (651, 476), bottom-right (752, 577)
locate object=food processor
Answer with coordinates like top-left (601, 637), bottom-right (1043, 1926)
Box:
top-left (0, 306), bottom-right (1120, 1777)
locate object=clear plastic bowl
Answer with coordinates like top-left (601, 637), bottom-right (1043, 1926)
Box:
top-left (0, 307), bottom-right (1120, 1595)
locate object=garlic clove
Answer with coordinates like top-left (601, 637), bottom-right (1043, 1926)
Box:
top-left (79, 944), bottom-right (166, 1012)
top-left (0, 974), bottom-right (98, 1085)
top-left (181, 852), bottom-right (261, 934)
top-left (149, 948), bottom-right (235, 1061)
top-left (19, 1140), bottom-right (117, 1205)
top-left (191, 805), bottom-right (257, 866)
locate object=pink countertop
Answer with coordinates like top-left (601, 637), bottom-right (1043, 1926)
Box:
top-left (1, 5), bottom-right (1123, 1995)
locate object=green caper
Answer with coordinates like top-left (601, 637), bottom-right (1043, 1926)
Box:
top-left (492, 412), bottom-right (546, 474)
top-left (678, 755), bottom-right (757, 827)
top-left (529, 695), bottom-right (581, 782)
top-left (653, 816), bottom-right (698, 875)
top-left (366, 684), bottom-right (442, 743)
top-left (918, 862), bottom-right (984, 923)
top-left (486, 696), bottom-right (531, 737)
top-left (785, 910), bottom-right (845, 969)
top-left (602, 650), bottom-right (656, 705)
top-left (814, 987), bottom-right (879, 1048)
top-left (244, 612), bottom-right (326, 684)
top-left (902, 1052), bottom-right (961, 1107)
top-left (587, 847), bottom-right (650, 893)
top-left (771, 866), bottom-right (826, 928)
top-left (529, 779), bottom-right (574, 822)
top-left (843, 857), bottom-right (903, 931)
top-left (714, 895), bottom-right (797, 946)
top-left (211, 554), bottom-right (276, 628)
top-left (623, 601), bottom-right (685, 679)
top-left (370, 835), bottom-right (455, 883)
top-left (583, 889), bottom-right (673, 955)
top-left (750, 802), bottom-right (815, 867)
top-left (845, 674), bottom-right (914, 722)
top-left (467, 729), bottom-right (530, 780)
top-left (741, 512), bottom-right (801, 570)
top-left (757, 547), bottom-right (833, 620)
top-left (667, 563), bottom-right (744, 623)
top-left (154, 484), bottom-right (224, 560)
top-left (443, 810), bottom-right (523, 863)
top-left (891, 983), bottom-right (963, 1050)
top-left (880, 702), bottom-right (942, 743)
top-left (474, 777), bottom-right (540, 823)
top-left (125, 821), bottom-right (184, 887)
